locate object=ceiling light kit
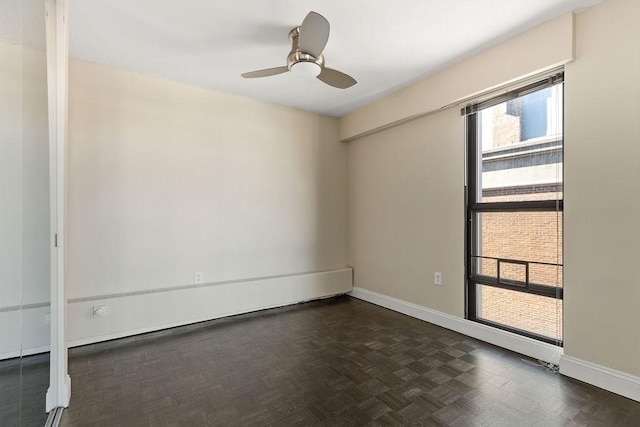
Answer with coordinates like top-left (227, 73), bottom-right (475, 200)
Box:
top-left (242, 11), bottom-right (357, 89)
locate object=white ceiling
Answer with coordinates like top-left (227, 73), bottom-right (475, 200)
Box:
top-left (63, 0), bottom-right (602, 117)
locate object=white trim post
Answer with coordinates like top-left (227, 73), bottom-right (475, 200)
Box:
top-left (45, 0), bottom-right (70, 411)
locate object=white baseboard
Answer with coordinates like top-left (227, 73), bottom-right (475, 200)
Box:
top-left (349, 287), bottom-right (640, 402)
top-left (560, 355), bottom-right (640, 402)
top-left (68, 268), bottom-right (353, 348)
top-left (349, 287), bottom-right (562, 364)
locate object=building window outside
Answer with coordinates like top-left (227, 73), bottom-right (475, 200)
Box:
top-left (465, 75), bottom-right (564, 345)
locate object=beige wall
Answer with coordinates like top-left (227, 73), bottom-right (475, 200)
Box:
top-left (344, 0), bottom-right (640, 377)
top-left (564, 0), bottom-right (640, 376)
top-left (67, 60), bottom-right (347, 300)
top-left (347, 109), bottom-right (465, 317)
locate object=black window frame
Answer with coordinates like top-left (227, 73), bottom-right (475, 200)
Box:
top-left (464, 73), bottom-right (564, 346)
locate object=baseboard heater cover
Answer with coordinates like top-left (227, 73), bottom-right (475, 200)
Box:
top-left (67, 267), bottom-right (353, 348)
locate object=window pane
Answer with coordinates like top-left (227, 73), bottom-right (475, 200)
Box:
top-left (474, 211), bottom-right (563, 270)
top-left (477, 285), bottom-right (563, 341)
top-left (472, 257), bottom-right (497, 278)
top-left (476, 85), bottom-right (563, 203)
top-left (530, 263), bottom-right (563, 288)
top-left (499, 260), bottom-right (526, 284)
top-left (467, 79), bottom-right (564, 346)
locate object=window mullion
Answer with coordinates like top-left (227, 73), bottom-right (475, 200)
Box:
top-left (471, 200), bottom-right (563, 212)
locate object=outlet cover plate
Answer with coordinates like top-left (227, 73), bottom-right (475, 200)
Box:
top-left (434, 272), bottom-right (443, 286)
top-left (194, 271), bottom-right (203, 284)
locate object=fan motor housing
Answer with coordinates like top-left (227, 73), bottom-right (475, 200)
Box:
top-left (287, 27), bottom-right (324, 71)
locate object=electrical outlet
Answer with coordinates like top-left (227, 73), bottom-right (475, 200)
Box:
top-left (194, 271), bottom-right (203, 284)
top-left (434, 272), bottom-right (443, 286)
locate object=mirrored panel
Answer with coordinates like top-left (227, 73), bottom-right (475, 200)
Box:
top-left (0, 0), bottom-right (50, 425)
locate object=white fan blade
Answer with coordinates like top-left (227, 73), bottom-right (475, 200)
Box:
top-left (299, 11), bottom-right (330, 57)
top-left (241, 66), bottom-right (289, 78)
top-left (317, 67), bottom-right (356, 89)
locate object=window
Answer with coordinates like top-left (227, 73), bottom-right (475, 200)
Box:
top-left (464, 74), bottom-right (564, 345)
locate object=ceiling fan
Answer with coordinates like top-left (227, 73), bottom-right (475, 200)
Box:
top-left (241, 12), bottom-right (357, 89)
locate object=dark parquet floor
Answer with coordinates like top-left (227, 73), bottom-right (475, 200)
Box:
top-left (60, 296), bottom-right (640, 426)
top-left (0, 353), bottom-right (50, 427)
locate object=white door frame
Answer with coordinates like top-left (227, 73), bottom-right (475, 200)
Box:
top-left (45, 0), bottom-right (70, 411)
